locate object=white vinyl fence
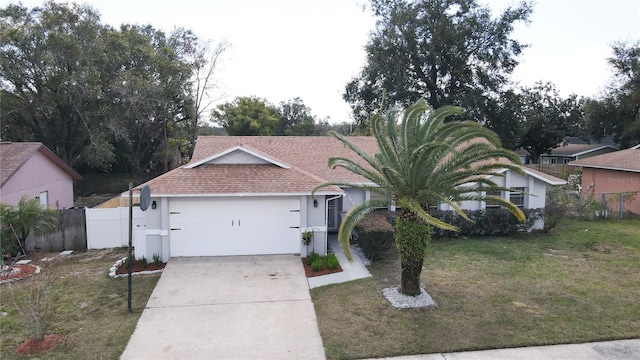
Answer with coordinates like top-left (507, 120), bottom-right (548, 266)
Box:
top-left (85, 207), bottom-right (145, 249)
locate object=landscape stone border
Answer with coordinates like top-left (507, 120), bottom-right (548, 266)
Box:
top-left (108, 257), bottom-right (164, 278)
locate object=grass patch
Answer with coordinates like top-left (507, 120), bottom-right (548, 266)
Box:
top-left (1, 249), bottom-right (159, 359)
top-left (312, 218), bottom-right (640, 359)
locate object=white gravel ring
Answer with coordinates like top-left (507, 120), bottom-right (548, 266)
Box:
top-left (383, 287), bottom-right (436, 309)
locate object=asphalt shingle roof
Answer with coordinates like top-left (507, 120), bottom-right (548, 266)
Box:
top-left (143, 163), bottom-right (342, 195)
top-left (568, 149), bottom-right (640, 173)
top-left (141, 136), bottom-right (566, 196)
top-left (547, 143), bottom-right (618, 157)
top-left (0, 142), bottom-right (82, 186)
top-left (190, 136), bottom-right (380, 184)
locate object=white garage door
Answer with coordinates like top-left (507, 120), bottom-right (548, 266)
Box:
top-left (169, 197), bottom-right (301, 257)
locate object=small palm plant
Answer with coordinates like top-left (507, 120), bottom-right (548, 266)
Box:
top-left (313, 99), bottom-right (525, 296)
top-left (0, 196), bottom-right (58, 261)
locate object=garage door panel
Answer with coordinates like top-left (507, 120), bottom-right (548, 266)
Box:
top-left (169, 197), bottom-right (300, 257)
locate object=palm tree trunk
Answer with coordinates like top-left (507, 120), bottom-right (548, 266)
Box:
top-left (395, 209), bottom-right (431, 296)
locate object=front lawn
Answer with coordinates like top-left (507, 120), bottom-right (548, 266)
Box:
top-left (312, 218), bottom-right (640, 360)
top-left (1, 249), bottom-right (159, 359)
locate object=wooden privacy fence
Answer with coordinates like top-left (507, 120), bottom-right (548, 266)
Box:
top-left (524, 164), bottom-right (579, 179)
top-left (25, 208), bottom-right (87, 252)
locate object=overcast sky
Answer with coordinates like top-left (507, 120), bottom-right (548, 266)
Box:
top-left (10, 0), bottom-right (640, 123)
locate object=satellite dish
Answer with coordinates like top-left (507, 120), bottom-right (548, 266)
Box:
top-left (139, 185), bottom-right (151, 211)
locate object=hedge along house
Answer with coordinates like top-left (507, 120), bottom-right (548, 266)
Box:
top-left (0, 142), bottom-right (82, 209)
top-left (134, 136), bottom-right (565, 262)
top-left (568, 147), bottom-right (640, 215)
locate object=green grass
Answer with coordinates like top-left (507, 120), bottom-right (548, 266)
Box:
top-left (1, 249), bottom-right (159, 359)
top-left (312, 218), bottom-right (640, 360)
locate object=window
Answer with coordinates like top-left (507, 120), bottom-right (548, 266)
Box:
top-left (485, 189), bottom-right (501, 208)
top-left (563, 158), bottom-right (571, 164)
top-left (550, 157), bottom-right (557, 164)
top-left (509, 187), bottom-right (525, 208)
top-left (39, 191), bottom-right (48, 209)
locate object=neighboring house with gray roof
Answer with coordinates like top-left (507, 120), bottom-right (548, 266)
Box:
top-left (0, 142), bottom-right (82, 209)
top-left (539, 137), bottom-right (619, 165)
top-left (134, 136), bottom-right (565, 262)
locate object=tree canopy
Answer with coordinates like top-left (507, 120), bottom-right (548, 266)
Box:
top-left (0, 2), bottom-right (227, 173)
top-left (584, 41), bottom-right (640, 148)
top-left (211, 96), bottom-right (345, 136)
top-left (276, 97), bottom-right (316, 136)
top-left (211, 96), bottom-right (279, 136)
top-left (497, 82), bottom-right (583, 163)
top-left (344, 0), bottom-right (532, 130)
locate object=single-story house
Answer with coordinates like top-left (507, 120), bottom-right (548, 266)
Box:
top-left (539, 137), bottom-right (619, 165)
top-left (0, 142), bottom-right (82, 209)
top-left (568, 147), bottom-right (640, 214)
top-left (134, 136), bottom-right (565, 262)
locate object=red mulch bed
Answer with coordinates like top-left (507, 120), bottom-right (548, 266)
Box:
top-left (115, 259), bottom-right (166, 275)
top-left (15, 334), bottom-right (64, 355)
top-left (301, 258), bottom-right (343, 277)
top-left (0, 264), bottom-right (38, 282)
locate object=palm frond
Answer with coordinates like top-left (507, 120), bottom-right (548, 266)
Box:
top-left (337, 200), bottom-right (388, 261)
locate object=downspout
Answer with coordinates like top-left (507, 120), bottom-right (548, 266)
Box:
top-left (324, 194), bottom-right (343, 255)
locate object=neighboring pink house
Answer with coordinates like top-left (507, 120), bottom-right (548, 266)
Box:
top-left (568, 148), bottom-right (640, 214)
top-left (0, 142), bottom-right (82, 209)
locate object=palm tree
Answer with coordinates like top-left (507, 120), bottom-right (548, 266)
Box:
top-left (314, 99), bottom-right (525, 296)
top-left (0, 196), bottom-right (58, 259)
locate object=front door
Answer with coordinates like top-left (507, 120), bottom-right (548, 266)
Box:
top-left (327, 197), bottom-right (342, 232)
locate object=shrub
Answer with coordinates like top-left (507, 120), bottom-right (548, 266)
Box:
top-left (429, 208), bottom-right (543, 239)
top-left (355, 211), bottom-right (394, 261)
top-left (138, 256), bottom-right (148, 268)
top-left (306, 251), bottom-right (320, 265)
top-left (325, 253), bottom-right (339, 270)
top-left (544, 186), bottom-right (568, 232)
top-left (311, 258), bottom-right (324, 272)
top-left (152, 253), bottom-right (162, 267)
top-left (301, 231), bottom-right (312, 245)
top-left (9, 259), bottom-right (55, 341)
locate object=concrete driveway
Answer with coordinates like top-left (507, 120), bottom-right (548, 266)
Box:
top-left (121, 255), bottom-right (325, 359)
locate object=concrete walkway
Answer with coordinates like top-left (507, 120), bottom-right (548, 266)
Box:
top-left (371, 339), bottom-right (640, 360)
top-left (121, 255), bottom-right (325, 359)
top-left (308, 234), bottom-right (372, 289)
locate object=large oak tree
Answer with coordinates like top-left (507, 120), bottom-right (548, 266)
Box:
top-left (585, 41), bottom-right (640, 148)
top-left (0, 2), bottom-right (223, 173)
top-left (344, 0), bottom-right (532, 131)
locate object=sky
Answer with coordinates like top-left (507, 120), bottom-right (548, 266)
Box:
top-left (10, 0), bottom-right (640, 123)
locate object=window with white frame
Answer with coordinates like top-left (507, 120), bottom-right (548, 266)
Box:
top-left (509, 187), bottom-right (525, 208)
top-left (39, 191), bottom-right (48, 209)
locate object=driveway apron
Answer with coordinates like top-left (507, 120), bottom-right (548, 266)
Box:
top-left (121, 255), bottom-right (325, 359)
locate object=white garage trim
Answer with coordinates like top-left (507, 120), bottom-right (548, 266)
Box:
top-left (151, 192), bottom-right (342, 197)
top-left (168, 196), bottom-right (301, 257)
